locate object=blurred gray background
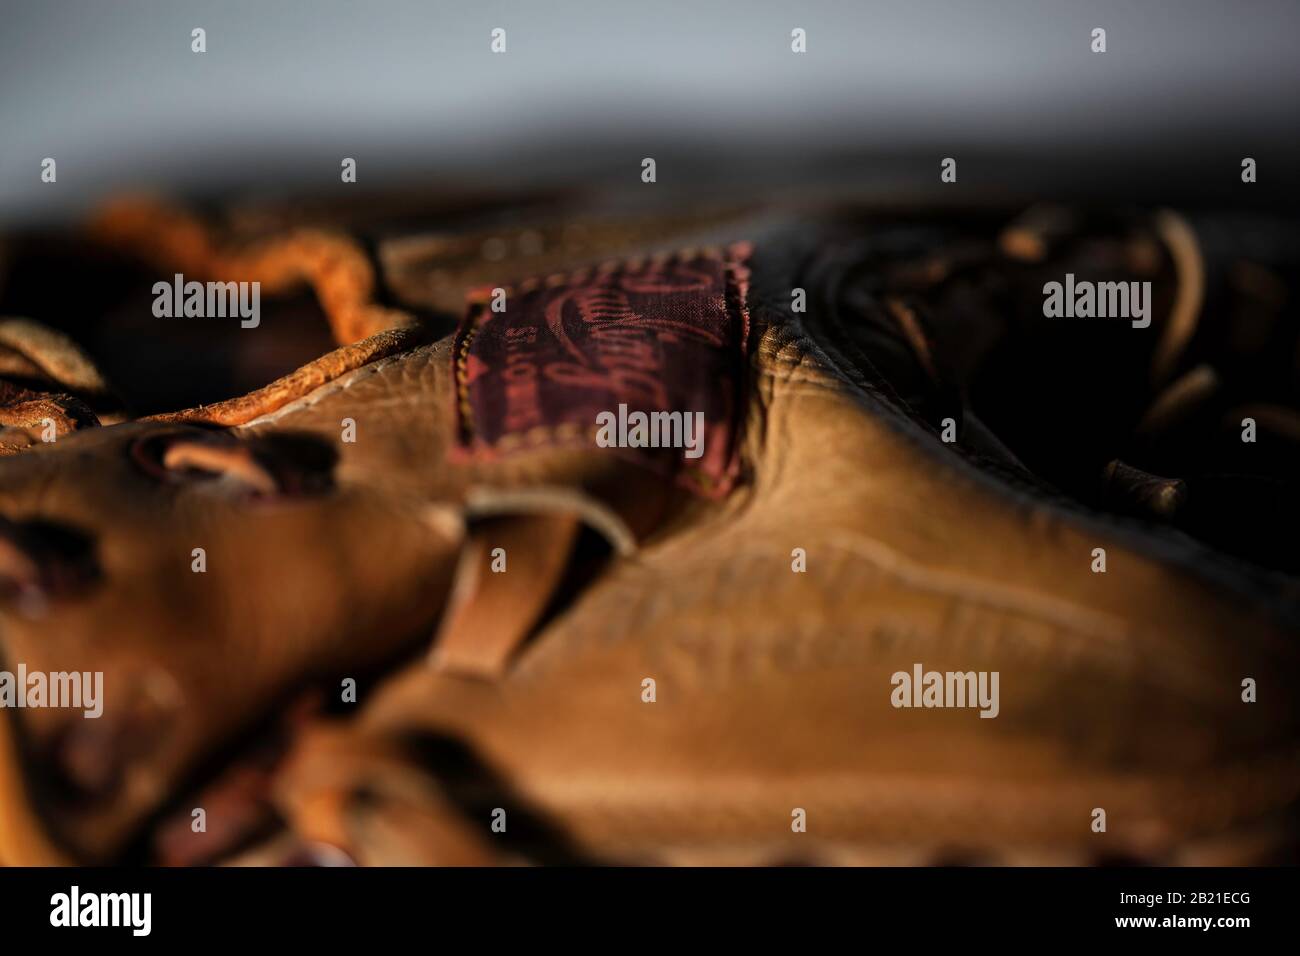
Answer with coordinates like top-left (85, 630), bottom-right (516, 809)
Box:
top-left (2, 0), bottom-right (1297, 223)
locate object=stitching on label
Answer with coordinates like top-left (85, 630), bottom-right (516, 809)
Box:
top-left (452, 243), bottom-right (752, 496)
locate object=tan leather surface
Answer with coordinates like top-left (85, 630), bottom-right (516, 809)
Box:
top-left (274, 319), bottom-right (1300, 865)
top-left (0, 197), bottom-right (1296, 866)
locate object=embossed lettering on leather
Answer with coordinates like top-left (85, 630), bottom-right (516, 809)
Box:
top-left (452, 244), bottom-right (752, 496)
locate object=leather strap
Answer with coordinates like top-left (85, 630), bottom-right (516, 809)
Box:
top-left (428, 487), bottom-right (635, 679)
top-left (429, 511), bottom-right (581, 679)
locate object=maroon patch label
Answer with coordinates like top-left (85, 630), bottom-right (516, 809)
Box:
top-left (453, 244), bottom-right (752, 496)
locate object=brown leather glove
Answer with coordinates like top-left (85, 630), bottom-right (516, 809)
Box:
top-left (0, 194), bottom-right (1296, 866)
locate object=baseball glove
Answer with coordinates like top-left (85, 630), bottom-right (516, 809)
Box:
top-left (0, 192), bottom-right (1297, 865)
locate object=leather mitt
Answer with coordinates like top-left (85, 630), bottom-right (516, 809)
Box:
top-left (0, 194), bottom-right (1296, 866)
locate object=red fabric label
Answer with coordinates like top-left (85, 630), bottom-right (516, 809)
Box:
top-left (452, 244), bottom-right (752, 496)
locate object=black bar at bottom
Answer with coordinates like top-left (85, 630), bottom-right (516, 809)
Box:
top-left (0, 866), bottom-right (1284, 942)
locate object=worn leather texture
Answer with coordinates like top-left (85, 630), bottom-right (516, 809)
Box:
top-left (0, 194), bottom-right (1297, 865)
